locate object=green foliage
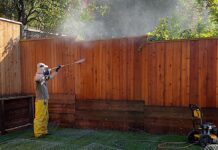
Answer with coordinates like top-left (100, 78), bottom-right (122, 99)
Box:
top-left (148, 0), bottom-right (218, 41)
top-left (208, 0), bottom-right (218, 23)
top-left (147, 17), bottom-right (184, 40)
top-left (76, 1), bottom-right (109, 21)
top-left (197, 0), bottom-right (218, 23)
top-left (0, 0), bottom-right (108, 33)
top-left (29, 0), bottom-right (70, 32)
top-left (0, 0), bottom-right (71, 32)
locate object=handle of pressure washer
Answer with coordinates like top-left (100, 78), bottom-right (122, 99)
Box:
top-left (49, 58), bottom-right (85, 71)
top-left (50, 65), bottom-right (65, 71)
top-left (189, 104), bottom-right (200, 110)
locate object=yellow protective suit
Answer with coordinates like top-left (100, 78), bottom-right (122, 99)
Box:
top-left (34, 99), bottom-right (49, 137)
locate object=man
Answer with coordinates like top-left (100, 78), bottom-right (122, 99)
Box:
top-left (34, 63), bottom-right (61, 138)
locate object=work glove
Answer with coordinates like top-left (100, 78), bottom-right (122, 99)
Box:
top-left (55, 64), bottom-right (62, 72)
top-left (43, 69), bottom-right (51, 76)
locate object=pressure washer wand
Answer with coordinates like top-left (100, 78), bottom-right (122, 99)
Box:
top-left (50, 58), bottom-right (85, 70)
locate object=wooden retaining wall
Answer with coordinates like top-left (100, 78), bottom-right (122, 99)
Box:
top-left (0, 95), bottom-right (217, 135)
top-left (49, 94), bottom-right (75, 127)
top-left (0, 96), bottom-right (34, 134)
top-left (50, 98), bottom-right (218, 134)
top-left (75, 99), bottom-right (144, 130)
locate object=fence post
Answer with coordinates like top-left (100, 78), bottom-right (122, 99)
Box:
top-left (28, 96), bottom-right (35, 124)
top-left (0, 100), bottom-right (6, 135)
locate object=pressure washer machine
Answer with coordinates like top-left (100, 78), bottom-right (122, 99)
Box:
top-left (188, 104), bottom-right (218, 147)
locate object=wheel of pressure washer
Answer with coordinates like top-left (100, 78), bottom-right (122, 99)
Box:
top-left (199, 134), bottom-right (212, 147)
top-left (187, 130), bottom-right (200, 143)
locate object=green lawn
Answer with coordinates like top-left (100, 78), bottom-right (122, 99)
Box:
top-left (0, 127), bottom-right (203, 150)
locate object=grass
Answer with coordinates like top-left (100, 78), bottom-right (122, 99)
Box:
top-left (0, 127), bottom-right (203, 150)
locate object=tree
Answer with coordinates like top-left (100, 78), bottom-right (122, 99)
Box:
top-left (0, 0), bottom-right (71, 32)
top-left (197, 0), bottom-right (218, 23)
top-left (148, 0), bottom-right (218, 41)
top-left (0, 0), bottom-right (108, 33)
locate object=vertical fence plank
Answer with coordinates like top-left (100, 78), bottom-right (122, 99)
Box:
top-left (120, 39), bottom-right (128, 100)
top-left (148, 43), bottom-right (157, 105)
top-left (156, 42), bottom-right (165, 106)
top-left (172, 42), bottom-right (182, 106)
top-left (112, 39), bottom-right (120, 100)
top-left (206, 39), bottom-right (217, 107)
top-left (126, 38), bottom-right (134, 100)
top-left (105, 40), bottom-right (113, 100)
top-left (181, 41), bottom-right (190, 106)
top-left (165, 42), bottom-right (173, 106)
top-left (198, 40), bottom-right (207, 107)
top-left (93, 41), bottom-right (100, 99)
top-left (0, 21), bottom-right (3, 96)
top-left (216, 40), bottom-right (218, 107)
top-left (74, 43), bottom-right (81, 98)
top-left (190, 40), bottom-right (199, 105)
top-left (133, 38), bottom-right (142, 100)
top-left (141, 43), bottom-right (149, 105)
top-left (99, 41), bottom-right (106, 99)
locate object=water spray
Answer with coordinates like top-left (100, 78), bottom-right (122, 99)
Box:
top-left (50, 58), bottom-right (85, 71)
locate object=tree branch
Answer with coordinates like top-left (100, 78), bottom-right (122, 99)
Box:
top-left (27, 15), bottom-right (42, 23)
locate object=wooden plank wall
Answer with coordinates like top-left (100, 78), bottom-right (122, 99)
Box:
top-left (0, 18), bottom-right (22, 96)
top-left (0, 96), bottom-right (34, 134)
top-left (4, 98), bottom-right (30, 129)
top-left (75, 99), bottom-right (144, 130)
top-left (20, 37), bottom-right (218, 108)
top-left (144, 106), bottom-right (192, 134)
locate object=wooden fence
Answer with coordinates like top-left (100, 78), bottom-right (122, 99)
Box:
top-left (20, 37), bottom-right (218, 108)
top-left (0, 18), bottom-right (22, 96)
top-left (142, 39), bottom-right (218, 108)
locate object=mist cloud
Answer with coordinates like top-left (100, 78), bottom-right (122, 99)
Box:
top-left (59, 0), bottom-right (208, 40)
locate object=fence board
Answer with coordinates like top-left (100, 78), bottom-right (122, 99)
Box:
top-left (127, 38), bottom-right (134, 100)
top-left (190, 40), bottom-right (199, 105)
top-left (148, 43), bottom-right (157, 105)
top-left (165, 42), bottom-right (173, 106)
top-left (141, 43), bottom-right (149, 105)
top-left (198, 40), bottom-right (207, 107)
top-left (206, 39), bottom-right (217, 107)
top-left (216, 40), bottom-right (218, 108)
top-left (181, 41), bottom-right (190, 106)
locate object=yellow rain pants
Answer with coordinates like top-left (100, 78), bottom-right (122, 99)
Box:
top-left (34, 99), bottom-right (49, 137)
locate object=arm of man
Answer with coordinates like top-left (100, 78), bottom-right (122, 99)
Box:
top-left (49, 65), bottom-right (61, 79)
top-left (49, 71), bottom-right (58, 79)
